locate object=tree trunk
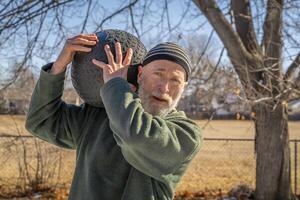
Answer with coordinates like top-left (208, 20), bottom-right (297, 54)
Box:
top-left (254, 103), bottom-right (294, 200)
top-left (191, 1), bottom-right (297, 198)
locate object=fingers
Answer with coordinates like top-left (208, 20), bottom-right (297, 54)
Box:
top-left (68, 44), bottom-right (92, 52)
top-left (65, 33), bottom-right (98, 52)
top-left (68, 34), bottom-right (98, 46)
top-left (104, 45), bottom-right (115, 66)
top-left (71, 33), bottom-right (98, 42)
top-left (115, 42), bottom-right (122, 64)
top-left (123, 48), bottom-right (133, 66)
top-left (71, 37), bottom-right (97, 46)
top-left (92, 59), bottom-right (112, 72)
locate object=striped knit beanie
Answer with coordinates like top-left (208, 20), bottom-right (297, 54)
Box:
top-left (142, 42), bottom-right (192, 80)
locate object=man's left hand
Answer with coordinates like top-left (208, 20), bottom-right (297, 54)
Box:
top-left (92, 42), bottom-right (133, 83)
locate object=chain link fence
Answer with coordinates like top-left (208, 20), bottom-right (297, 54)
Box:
top-left (177, 138), bottom-right (300, 195)
top-left (177, 138), bottom-right (256, 193)
top-left (290, 139), bottom-right (299, 195)
top-left (0, 135), bottom-right (75, 197)
top-left (0, 136), bottom-right (299, 197)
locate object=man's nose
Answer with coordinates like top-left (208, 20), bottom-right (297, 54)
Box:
top-left (158, 80), bottom-right (170, 93)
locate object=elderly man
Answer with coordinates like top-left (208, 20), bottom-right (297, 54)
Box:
top-left (25, 33), bottom-right (202, 200)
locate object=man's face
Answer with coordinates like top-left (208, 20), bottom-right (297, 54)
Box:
top-left (137, 60), bottom-right (187, 117)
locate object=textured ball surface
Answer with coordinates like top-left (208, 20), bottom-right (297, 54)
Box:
top-left (71, 29), bottom-right (147, 107)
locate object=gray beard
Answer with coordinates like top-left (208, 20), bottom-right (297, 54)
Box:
top-left (137, 84), bottom-right (181, 117)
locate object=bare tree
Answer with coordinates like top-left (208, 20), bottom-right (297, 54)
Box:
top-left (0, 0), bottom-right (76, 90)
top-left (179, 33), bottom-right (243, 119)
top-left (0, 0), bottom-right (201, 93)
top-left (193, 0), bottom-right (300, 199)
top-left (6, 0), bottom-right (299, 197)
top-left (0, 116), bottom-right (63, 197)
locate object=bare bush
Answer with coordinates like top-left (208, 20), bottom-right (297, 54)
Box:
top-left (0, 116), bottom-right (63, 197)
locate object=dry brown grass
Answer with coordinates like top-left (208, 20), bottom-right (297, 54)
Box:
top-left (0, 115), bottom-right (299, 197)
top-left (1, 114), bottom-right (299, 138)
top-left (1, 115), bottom-right (299, 139)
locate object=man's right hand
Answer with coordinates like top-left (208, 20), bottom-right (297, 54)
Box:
top-left (51, 33), bottom-right (98, 75)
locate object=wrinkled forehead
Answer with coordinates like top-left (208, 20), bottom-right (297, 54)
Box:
top-left (143, 60), bottom-right (186, 78)
top-left (153, 67), bottom-right (186, 77)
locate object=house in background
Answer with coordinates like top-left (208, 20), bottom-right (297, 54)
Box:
top-left (210, 92), bottom-right (251, 119)
top-left (0, 86), bottom-right (81, 115)
top-left (288, 98), bottom-right (300, 120)
top-left (179, 90), bottom-right (251, 119)
top-left (0, 88), bottom-right (31, 114)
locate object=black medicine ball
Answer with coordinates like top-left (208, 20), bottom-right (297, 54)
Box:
top-left (71, 29), bottom-right (147, 107)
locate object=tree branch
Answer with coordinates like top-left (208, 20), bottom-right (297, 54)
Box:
top-left (284, 52), bottom-right (300, 81)
top-left (93, 0), bottom-right (139, 32)
top-left (231, 0), bottom-right (261, 54)
top-left (192, 0), bottom-right (250, 61)
top-left (195, 29), bottom-right (214, 67)
top-left (129, 5), bottom-right (140, 38)
top-left (0, 12), bottom-right (46, 92)
top-left (0, 0), bottom-right (74, 35)
top-left (202, 47), bottom-right (225, 84)
top-left (80, 0), bottom-right (92, 33)
top-left (192, 0), bottom-right (261, 98)
top-left (295, 70), bottom-right (300, 88)
top-left (164, 0), bottom-right (171, 31)
top-left (261, 0), bottom-right (284, 96)
top-left (262, 0), bottom-right (283, 64)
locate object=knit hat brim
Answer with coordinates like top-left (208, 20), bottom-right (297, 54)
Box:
top-left (142, 42), bottom-right (192, 80)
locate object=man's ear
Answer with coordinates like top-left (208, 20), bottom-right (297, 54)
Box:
top-left (137, 65), bottom-right (143, 84)
top-left (184, 81), bottom-right (188, 88)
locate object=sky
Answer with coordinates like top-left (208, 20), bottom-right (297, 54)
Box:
top-left (0, 0), bottom-right (221, 71)
top-left (68, 0), bottom-right (297, 70)
top-left (1, 0), bottom-right (299, 81)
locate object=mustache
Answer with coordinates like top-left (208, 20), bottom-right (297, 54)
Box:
top-left (152, 91), bottom-right (172, 103)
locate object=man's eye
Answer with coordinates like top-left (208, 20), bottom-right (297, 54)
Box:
top-left (171, 78), bottom-right (181, 84)
top-left (154, 72), bottom-right (162, 76)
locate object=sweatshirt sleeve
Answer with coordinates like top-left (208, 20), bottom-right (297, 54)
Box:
top-left (100, 77), bottom-right (202, 181)
top-left (25, 63), bottom-right (87, 149)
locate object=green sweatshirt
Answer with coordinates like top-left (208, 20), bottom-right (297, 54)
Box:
top-left (25, 63), bottom-right (202, 200)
